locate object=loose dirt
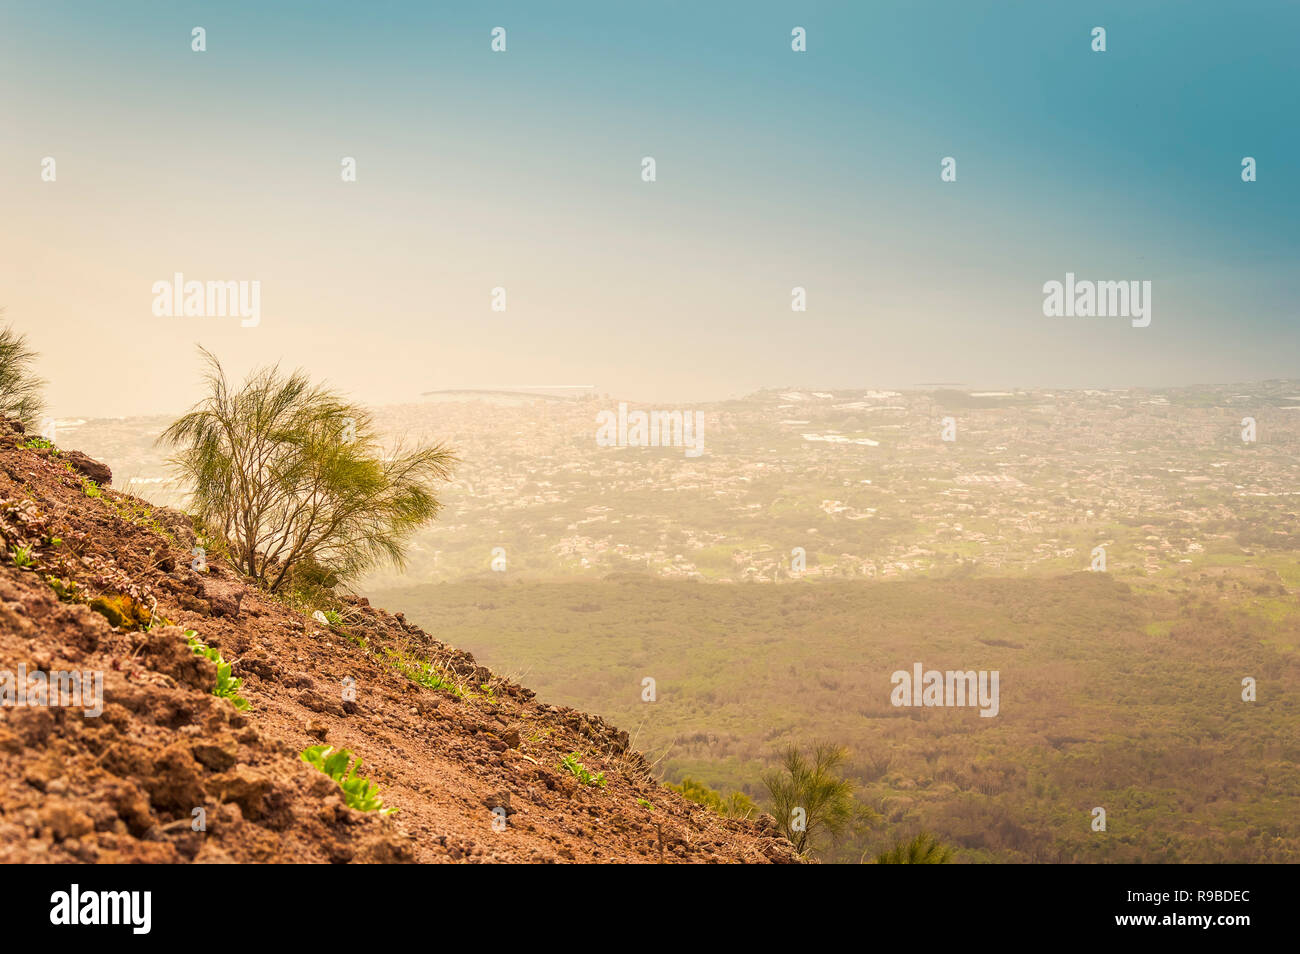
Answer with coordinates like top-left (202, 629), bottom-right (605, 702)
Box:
top-left (0, 418), bottom-right (796, 863)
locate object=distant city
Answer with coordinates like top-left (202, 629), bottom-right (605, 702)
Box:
top-left (58, 381), bottom-right (1300, 592)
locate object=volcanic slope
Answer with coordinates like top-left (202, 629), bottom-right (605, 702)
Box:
top-left (0, 419), bottom-right (794, 863)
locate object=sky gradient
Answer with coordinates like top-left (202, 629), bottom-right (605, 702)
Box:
top-left (2, 0), bottom-right (1297, 418)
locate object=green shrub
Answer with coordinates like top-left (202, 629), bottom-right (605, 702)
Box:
top-left (159, 348), bottom-right (456, 592)
top-left (763, 742), bottom-right (865, 855)
top-left (666, 777), bottom-right (757, 819)
top-left (0, 321), bottom-right (47, 428)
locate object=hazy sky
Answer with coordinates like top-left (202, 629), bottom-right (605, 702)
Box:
top-left (2, 1), bottom-right (1297, 418)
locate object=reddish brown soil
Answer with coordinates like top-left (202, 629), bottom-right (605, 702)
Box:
top-left (0, 419), bottom-right (796, 863)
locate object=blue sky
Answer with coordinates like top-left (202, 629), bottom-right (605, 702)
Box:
top-left (1, 1), bottom-right (1296, 415)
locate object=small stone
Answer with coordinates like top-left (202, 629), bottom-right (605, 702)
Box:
top-left (63, 450), bottom-right (112, 485)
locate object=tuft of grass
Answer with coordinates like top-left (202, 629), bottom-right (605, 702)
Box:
top-left (20, 436), bottom-right (54, 451)
top-left (300, 744), bottom-right (396, 814)
top-left (560, 752), bottom-right (606, 788)
top-left (81, 478), bottom-right (101, 498)
top-left (111, 498), bottom-right (177, 544)
top-left (318, 607), bottom-right (370, 650)
top-left (11, 544), bottom-right (33, 567)
top-left (185, 630), bottom-right (251, 710)
top-left (381, 647), bottom-right (467, 697)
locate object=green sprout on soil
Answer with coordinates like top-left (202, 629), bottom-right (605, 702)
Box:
top-left (637, 798), bottom-right (654, 810)
top-left (185, 630), bottom-right (251, 711)
top-left (560, 753), bottom-right (606, 788)
top-left (300, 744), bottom-right (396, 814)
top-left (46, 576), bottom-right (80, 601)
top-left (143, 601), bottom-right (171, 632)
top-left (11, 545), bottom-right (33, 567)
top-left (81, 478), bottom-right (101, 498)
top-left (20, 437), bottom-right (54, 451)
